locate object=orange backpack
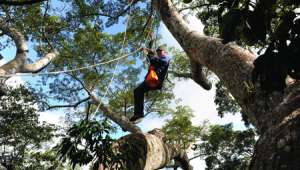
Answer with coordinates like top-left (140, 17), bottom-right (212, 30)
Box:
top-left (145, 65), bottom-right (160, 88)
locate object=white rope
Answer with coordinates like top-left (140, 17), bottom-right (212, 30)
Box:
top-left (0, 48), bottom-right (141, 78)
top-left (93, 1), bottom-right (134, 115)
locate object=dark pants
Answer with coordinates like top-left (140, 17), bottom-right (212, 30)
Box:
top-left (134, 81), bottom-right (159, 117)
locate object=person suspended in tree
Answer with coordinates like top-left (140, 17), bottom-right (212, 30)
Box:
top-left (130, 45), bottom-right (171, 123)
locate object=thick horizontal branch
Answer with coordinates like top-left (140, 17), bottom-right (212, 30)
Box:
top-left (0, 0), bottom-right (46, 6)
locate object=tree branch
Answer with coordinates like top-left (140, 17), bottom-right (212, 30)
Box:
top-left (170, 61), bottom-right (212, 90)
top-left (188, 153), bottom-right (205, 161)
top-left (90, 94), bottom-right (142, 134)
top-left (277, 95), bottom-right (300, 116)
top-left (0, 20), bottom-right (28, 54)
top-left (0, 20), bottom-right (28, 75)
top-left (22, 50), bottom-right (59, 73)
top-left (65, 73), bottom-right (92, 96)
top-left (0, 20), bottom-right (58, 76)
top-left (190, 60), bottom-right (212, 90)
top-left (172, 149), bottom-right (193, 170)
top-left (178, 4), bottom-right (211, 13)
top-left (46, 97), bottom-right (90, 110)
top-left (0, 0), bottom-right (46, 6)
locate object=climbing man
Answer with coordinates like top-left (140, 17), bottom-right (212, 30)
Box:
top-left (130, 45), bottom-right (171, 122)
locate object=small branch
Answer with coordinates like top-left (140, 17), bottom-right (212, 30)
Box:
top-left (70, 12), bottom-right (114, 19)
top-left (66, 73), bottom-right (92, 96)
top-left (178, 4), bottom-right (211, 13)
top-left (85, 102), bottom-right (91, 120)
top-left (0, 0), bottom-right (46, 6)
top-left (110, 0), bottom-right (139, 19)
top-left (188, 153), bottom-right (205, 161)
top-left (47, 97), bottom-right (90, 110)
top-left (140, 2), bottom-right (154, 37)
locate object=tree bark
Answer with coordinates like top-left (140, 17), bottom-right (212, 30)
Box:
top-left (104, 129), bottom-right (192, 170)
top-left (152, 0), bottom-right (300, 169)
top-left (152, 0), bottom-right (259, 127)
top-left (0, 21), bottom-right (59, 78)
top-left (250, 109), bottom-right (300, 169)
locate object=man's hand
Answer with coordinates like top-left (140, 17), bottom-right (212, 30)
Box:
top-left (141, 47), bottom-right (152, 52)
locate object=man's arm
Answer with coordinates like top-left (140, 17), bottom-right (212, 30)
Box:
top-left (141, 48), bottom-right (155, 61)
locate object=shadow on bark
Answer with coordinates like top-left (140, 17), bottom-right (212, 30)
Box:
top-left (112, 133), bottom-right (148, 169)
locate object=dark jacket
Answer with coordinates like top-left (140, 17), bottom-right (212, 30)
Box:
top-left (145, 51), bottom-right (170, 88)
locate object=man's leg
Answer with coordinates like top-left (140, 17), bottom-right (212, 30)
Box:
top-left (130, 82), bottom-right (151, 122)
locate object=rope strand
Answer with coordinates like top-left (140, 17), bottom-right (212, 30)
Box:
top-left (0, 48), bottom-right (141, 78)
top-left (93, 1), bottom-right (134, 115)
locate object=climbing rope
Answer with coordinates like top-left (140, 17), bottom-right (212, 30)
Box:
top-left (0, 48), bottom-right (141, 78)
top-left (92, 0), bottom-right (134, 115)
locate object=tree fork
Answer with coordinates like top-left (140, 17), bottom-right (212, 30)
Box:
top-left (0, 20), bottom-right (59, 77)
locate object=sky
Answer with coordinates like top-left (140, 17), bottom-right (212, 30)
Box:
top-left (0, 8), bottom-right (246, 170)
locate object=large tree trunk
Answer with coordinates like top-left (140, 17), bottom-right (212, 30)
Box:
top-left (249, 83), bottom-right (300, 169)
top-left (152, 0), bottom-right (300, 169)
top-left (250, 109), bottom-right (300, 169)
